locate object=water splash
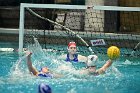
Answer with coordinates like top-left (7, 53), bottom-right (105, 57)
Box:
top-left (122, 59), bottom-right (140, 66)
top-left (67, 88), bottom-right (77, 93)
top-left (111, 66), bottom-right (122, 77)
top-left (10, 37), bottom-right (79, 79)
top-left (123, 59), bottom-right (132, 65)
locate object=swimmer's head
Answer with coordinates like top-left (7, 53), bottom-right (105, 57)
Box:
top-left (41, 67), bottom-right (49, 73)
top-left (87, 66), bottom-right (96, 74)
top-left (87, 55), bottom-right (98, 67)
top-left (68, 41), bottom-right (76, 48)
top-left (67, 42), bottom-right (77, 54)
top-left (38, 83), bottom-right (52, 93)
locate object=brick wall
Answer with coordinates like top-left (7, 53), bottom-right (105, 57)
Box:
top-left (120, 0), bottom-right (140, 32)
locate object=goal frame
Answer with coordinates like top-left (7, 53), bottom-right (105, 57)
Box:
top-left (19, 3), bottom-right (140, 53)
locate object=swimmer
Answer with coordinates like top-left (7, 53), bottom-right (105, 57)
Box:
top-left (60, 41), bottom-right (97, 65)
top-left (74, 58), bottom-right (114, 76)
top-left (26, 51), bottom-right (62, 78)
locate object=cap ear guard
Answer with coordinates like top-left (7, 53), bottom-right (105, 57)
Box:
top-left (87, 55), bottom-right (98, 67)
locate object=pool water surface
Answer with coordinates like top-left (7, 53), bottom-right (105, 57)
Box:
top-left (0, 50), bottom-right (140, 93)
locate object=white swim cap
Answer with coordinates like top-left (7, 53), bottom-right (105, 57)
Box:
top-left (87, 55), bottom-right (98, 66)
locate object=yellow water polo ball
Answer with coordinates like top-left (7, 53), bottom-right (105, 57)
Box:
top-left (107, 46), bottom-right (120, 60)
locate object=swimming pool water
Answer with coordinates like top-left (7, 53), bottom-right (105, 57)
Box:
top-left (0, 40), bottom-right (140, 93)
top-left (0, 50), bottom-right (140, 93)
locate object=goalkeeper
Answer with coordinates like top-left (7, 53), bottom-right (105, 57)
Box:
top-left (60, 41), bottom-right (98, 64)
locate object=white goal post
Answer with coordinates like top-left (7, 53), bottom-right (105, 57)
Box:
top-left (18, 3), bottom-right (140, 53)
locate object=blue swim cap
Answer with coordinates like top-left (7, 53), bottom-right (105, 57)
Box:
top-left (38, 83), bottom-right (52, 93)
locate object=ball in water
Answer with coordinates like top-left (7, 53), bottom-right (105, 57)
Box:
top-left (107, 46), bottom-right (120, 60)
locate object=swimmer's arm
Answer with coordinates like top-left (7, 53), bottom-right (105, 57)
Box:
top-left (53, 73), bottom-right (63, 78)
top-left (50, 70), bottom-right (63, 78)
top-left (27, 55), bottom-right (39, 76)
top-left (96, 59), bottom-right (113, 74)
top-left (72, 69), bottom-right (89, 77)
top-left (78, 55), bottom-right (87, 63)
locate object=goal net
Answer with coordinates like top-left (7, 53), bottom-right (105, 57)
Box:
top-left (19, 3), bottom-right (140, 57)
